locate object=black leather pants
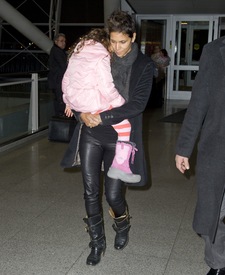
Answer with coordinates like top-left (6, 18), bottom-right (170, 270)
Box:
top-left (79, 125), bottom-right (127, 218)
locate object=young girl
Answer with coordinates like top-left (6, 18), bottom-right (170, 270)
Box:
top-left (62, 28), bottom-right (140, 184)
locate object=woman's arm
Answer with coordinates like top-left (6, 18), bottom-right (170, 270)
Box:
top-left (99, 58), bottom-right (154, 125)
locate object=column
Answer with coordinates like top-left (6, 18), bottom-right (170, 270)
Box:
top-left (104, 0), bottom-right (120, 26)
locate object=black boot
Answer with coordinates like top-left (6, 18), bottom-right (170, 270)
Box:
top-left (83, 214), bottom-right (106, 266)
top-left (109, 208), bottom-right (131, 250)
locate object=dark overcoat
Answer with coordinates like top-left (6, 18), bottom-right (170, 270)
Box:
top-left (175, 36), bottom-right (225, 242)
top-left (61, 51), bottom-right (154, 187)
top-left (48, 44), bottom-right (67, 89)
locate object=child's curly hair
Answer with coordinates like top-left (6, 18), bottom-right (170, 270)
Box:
top-left (68, 28), bottom-right (110, 60)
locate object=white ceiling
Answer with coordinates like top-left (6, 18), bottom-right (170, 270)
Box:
top-left (126, 0), bottom-right (225, 14)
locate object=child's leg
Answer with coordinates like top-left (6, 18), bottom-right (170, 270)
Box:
top-left (112, 119), bottom-right (131, 142)
top-left (107, 119), bottom-right (141, 184)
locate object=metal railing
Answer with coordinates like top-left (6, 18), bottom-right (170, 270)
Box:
top-left (0, 71), bottom-right (54, 148)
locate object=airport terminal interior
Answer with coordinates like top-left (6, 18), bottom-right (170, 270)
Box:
top-left (0, 100), bottom-right (210, 275)
top-left (1, 0), bottom-right (225, 274)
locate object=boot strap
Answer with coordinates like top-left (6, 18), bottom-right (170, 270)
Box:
top-left (112, 223), bottom-right (131, 233)
top-left (89, 235), bottom-right (105, 247)
top-left (109, 207), bottom-right (131, 220)
top-left (83, 217), bottom-right (103, 232)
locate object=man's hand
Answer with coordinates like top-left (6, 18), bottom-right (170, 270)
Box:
top-left (175, 155), bottom-right (190, 174)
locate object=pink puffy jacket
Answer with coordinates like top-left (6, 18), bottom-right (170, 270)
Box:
top-left (62, 41), bottom-right (125, 113)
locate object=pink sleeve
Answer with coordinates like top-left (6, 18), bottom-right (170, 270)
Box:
top-left (61, 60), bottom-right (71, 106)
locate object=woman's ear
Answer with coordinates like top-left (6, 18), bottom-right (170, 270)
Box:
top-left (132, 33), bottom-right (136, 43)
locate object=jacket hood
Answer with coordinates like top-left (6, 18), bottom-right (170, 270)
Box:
top-left (74, 41), bottom-right (109, 60)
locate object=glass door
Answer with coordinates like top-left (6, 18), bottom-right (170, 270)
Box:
top-left (136, 15), bottom-right (172, 104)
top-left (218, 17), bottom-right (225, 37)
top-left (169, 16), bottom-right (214, 100)
top-left (136, 14), bottom-right (224, 101)
top-left (139, 19), bottom-right (169, 55)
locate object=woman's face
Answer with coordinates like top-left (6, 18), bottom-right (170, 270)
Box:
top-left (109, 32), bottom-right (136, 58)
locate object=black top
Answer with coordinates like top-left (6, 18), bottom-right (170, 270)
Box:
top-left (48, 44), bottom-right (67, 89)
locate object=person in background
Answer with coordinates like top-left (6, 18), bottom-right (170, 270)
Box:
top-left (62, 28), bottom-right (141, 183)
top-left (48, 33), bottom-right (67, 117)
top-left (151, 45), bottom-right (161, 62)
top-left (150, 47), bottom-right (170, 108)
top-left (154, 49), bottom-right (170, 68)
top-left (60, 10), bottom-right (154, 266)
top-left (175, 36), bottom-right (225, 275)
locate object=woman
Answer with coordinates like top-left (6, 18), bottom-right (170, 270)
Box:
top-left (62, 28), bottom-right (141, 183)
top-left (61, 10), bottom-right (154, 266)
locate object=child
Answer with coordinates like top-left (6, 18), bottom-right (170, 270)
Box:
top-left (62, 28), bottom-right (141, 183)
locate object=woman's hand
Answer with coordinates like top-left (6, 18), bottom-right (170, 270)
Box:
top-left (64, 106), bottom-right (74, 117)
top-left (175, 155), bottom-right (190, 174)
top-left (90, 114), bottom-right (102, 126)
top-left (80, 113), bottom-right (102, 127)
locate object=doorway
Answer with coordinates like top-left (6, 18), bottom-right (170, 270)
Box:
top-left (137, 16), bottom-right (171, 106)
top-left (136, 14), bottom-right (225, 101)
top-left (170, 16), bottom-right (214, 100)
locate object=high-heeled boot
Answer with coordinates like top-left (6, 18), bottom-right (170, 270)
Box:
top-left (83, 214), bottom-right (106, 266)
top-left (109, 208), bottom-right (131, 250)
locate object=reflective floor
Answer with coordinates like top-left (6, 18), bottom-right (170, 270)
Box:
top-left (0, 100), bottom-right (209, 275)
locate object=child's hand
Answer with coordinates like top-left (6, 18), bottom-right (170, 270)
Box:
top-left (64, 106), bottom-right (73, 117)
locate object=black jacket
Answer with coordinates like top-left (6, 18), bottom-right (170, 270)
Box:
top-left (175, 36), bottom-right (225, 242)
top-left (48, 44), bottom-right (67, 89)
top-left (61, 51), bottom-right (154, 187)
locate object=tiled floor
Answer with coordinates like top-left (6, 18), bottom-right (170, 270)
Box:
top-left (0, 100), bottom-right (210, 275)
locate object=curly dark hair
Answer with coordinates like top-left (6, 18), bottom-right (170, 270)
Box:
top-left (68, 28), bottom-right (109, 59)
top-left (107, 10), bottom-right (136, 38)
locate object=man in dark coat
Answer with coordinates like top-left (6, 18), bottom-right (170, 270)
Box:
top-left (175, 36), bottom-right (225, 275)
top-left (48, 33), bottom-right (67, 117)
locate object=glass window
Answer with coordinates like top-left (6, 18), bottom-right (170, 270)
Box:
top-left (173, 70), bottom-right (198, 91)
top-left (140, 19), bottom-right (167, 57)
top-left (175, 21), bottom-right (209, 66)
